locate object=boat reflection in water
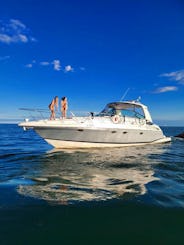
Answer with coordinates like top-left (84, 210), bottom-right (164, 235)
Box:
top-left (17, 145), bottom-right (168, 205)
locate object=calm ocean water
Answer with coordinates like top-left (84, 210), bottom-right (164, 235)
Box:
top-left (0, 124), bottom-right (184, 244)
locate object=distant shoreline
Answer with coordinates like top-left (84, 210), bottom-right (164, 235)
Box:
top-left (0, 119), bottom-right (21, 124)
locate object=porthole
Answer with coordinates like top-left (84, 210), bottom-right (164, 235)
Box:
top-left (111, 131), bottom-right (117, 133)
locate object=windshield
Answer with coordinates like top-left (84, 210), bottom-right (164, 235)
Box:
top-left (99, 103), bottom-right (145, 119)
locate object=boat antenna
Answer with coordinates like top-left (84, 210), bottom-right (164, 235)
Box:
top-left (120, 88), bottom-right (130, 101)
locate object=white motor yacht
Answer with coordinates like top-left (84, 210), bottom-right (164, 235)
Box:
top-left (19, 100), bottom-right (171, 148)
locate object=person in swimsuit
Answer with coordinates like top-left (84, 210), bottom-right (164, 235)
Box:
top-left (48, 96), bottom-right (58, 120)
top-left (61, 97), bottom-right (68, 118)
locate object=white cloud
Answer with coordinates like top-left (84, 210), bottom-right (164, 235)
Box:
top-left (17, 34), bottom-right (28, 43)
top-left (0, 19), bottom-right (36, 44)
top-left (40, 61), bottom-right (50, 66)
top-left (24, 59), bottom-right (82, 74)
top-left (25, 60), bottom-right (36, 68)
top-left (52, 60), bottom-right (61, 71)
top-left (0, 33), bottom-right (28, 43)
top-left (25, 63), bottom-right (33, 68)
top-left (64, 65), bottom-right (74, 72)
top-left (10, 19), bottom-right (26, 30)
top-left (154, 86), bottom-right (178, 93)
top-left (160, 70), bottom-right (184, 84)
top-left (0, 34), bottom-right (12, 44)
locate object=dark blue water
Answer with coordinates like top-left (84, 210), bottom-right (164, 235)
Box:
top-left (0, 124), bottom-right (184, 244)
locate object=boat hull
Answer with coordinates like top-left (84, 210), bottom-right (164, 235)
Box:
top-left (33, 126), bottom-right (171, 148)
top-left (44, 137), bottom-right (171, 148)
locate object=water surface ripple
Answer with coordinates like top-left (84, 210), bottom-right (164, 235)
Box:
top-left (0, 124), bottom-right (184, 208)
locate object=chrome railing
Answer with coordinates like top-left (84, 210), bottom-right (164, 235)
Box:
top-left (19, 108), bottom-right (51, 121)
top-left (19, 108), bottom-right (97, 121)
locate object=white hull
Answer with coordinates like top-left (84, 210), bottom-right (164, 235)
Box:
top-left (45, 137), bottom-right (171, 149)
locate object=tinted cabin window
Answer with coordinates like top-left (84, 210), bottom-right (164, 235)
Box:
top-left (121, 107), bottom-right (144, 119)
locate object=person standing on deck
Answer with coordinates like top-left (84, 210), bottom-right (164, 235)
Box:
top-left (48, 96), bottom-right (58, 120)
top-left (61, 97), bottom-right (68, 118)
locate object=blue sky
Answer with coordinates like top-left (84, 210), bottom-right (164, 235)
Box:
top-left (0, 0), bottom-right (184, 125)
